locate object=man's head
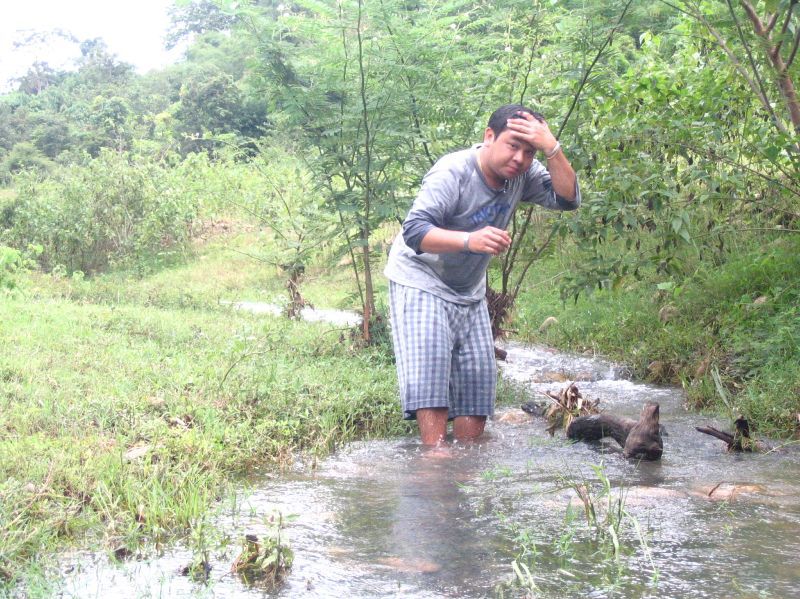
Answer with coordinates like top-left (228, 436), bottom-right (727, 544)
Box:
top-left (479, 104), bottom-right (544, 187)
top-left (486, 104), bottom-right (544, 137)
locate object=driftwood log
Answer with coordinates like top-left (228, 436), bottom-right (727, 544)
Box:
top-left (696, 417), bottom-right (757, 452)
top-left (566, 402), bottom-right (663, 461)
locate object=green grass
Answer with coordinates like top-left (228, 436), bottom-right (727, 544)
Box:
top-left (0, 269), bottom-right (409, 590)
top-left (24, 227), bottom-right (390, 315)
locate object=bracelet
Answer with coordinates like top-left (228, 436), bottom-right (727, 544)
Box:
top-left (545, 141), bottom-right (561, 160)
top-left (463, 232), bottom-right (471, 251)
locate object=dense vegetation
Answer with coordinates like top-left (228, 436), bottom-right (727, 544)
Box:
top-left (0, 0), bottom-right (798, 592)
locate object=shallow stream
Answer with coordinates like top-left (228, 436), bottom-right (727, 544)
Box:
top-left (58, 342), bottom-right (800, 598)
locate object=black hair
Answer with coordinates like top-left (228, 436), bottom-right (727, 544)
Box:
top-left (487, 104), bottom-right (544, 136)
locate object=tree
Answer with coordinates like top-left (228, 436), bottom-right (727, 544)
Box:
top-left (666, 0), bottom-right (799, 146)
top-left (166, 0), bottom-right (238, 49)
top-left (14, 62), bottom-right (64, 95)
top-left (0, 142), bottom-right (54, 183)
top-left (240, 0), bottom-right (578, 341)
top-left (172, 66), bottom-right (267, 155)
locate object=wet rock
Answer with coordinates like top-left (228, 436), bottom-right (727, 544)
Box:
top-left (694, 482), bottom-right (768, 502)
top-left (572, 371), bottom-right (595, 382)
top-left (377, 556), bottom-right (442, 574)
top-left (494, 408), bottom-right (533, 424)
top-left (531, 371), bottom-right (568, 383)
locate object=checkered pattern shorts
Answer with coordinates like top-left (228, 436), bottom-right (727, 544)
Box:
top-left (389, 281), bottom-right (496, 420)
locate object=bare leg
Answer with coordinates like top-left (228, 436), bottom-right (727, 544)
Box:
top-left (416, 408), bottom-right (450, 445)
top-left (453, 416), bottom-right (486, 443)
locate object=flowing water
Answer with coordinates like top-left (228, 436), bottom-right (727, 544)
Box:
top-left (57, 342), bottom-right (800, 598)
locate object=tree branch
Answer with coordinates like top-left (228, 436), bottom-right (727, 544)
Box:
top-left (687, 2), bottom-right (792, 137)
top-left (558, 0), bottom-right (635, 138)
top-left (729, 1), bottom-right (776, 120)
top-left (771, 1), bottom-right (795, 58)
top-left (740, 0), bottom-right (800, 134)
top-left (788, 23), bottom-right (800, 70)
top-left (765, 10), bottom-right (780, 35)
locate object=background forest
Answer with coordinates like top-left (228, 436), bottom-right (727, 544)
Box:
top-left (0, 0), bottom-right (799, 590)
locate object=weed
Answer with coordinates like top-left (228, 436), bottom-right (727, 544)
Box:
top-left (231, 512), bottom-right (295, 588)
top-left (481, 465), bottom-right (514, 482)
top-left (181, 518), bottom-right (216, 583)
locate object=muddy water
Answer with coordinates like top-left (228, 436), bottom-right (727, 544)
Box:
top-left (58, 342), bottom-right (800, 598)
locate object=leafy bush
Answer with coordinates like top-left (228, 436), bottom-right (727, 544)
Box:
top-left (0, 245), bottom-right (25, 290)
top-left (0, 143), bottom-right (56, 185)
top-left (3, 150), bottom-right (199, 274)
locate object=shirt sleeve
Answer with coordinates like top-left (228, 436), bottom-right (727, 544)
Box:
top-left (401, 161), bottom-right (460, 254)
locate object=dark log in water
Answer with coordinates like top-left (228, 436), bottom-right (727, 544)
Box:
top-left (696, 417), bottom-right (756, 452)
top-left (566, 414), bottom-right (635, 447)
top-left (567, 403), bottom-right (664, 460)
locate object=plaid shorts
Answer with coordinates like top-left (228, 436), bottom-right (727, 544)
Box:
top-left (389, 281), bottom-right (496, 420)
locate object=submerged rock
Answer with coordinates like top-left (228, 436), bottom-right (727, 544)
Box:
top-left (376, 556), bottom-right (442, 574)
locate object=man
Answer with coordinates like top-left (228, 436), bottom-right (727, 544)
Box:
top-left (384, 104), bottom-right (580, 446)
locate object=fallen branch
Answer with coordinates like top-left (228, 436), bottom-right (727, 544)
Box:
top-left (567, 402), bottom-right (664, 461)
top-left (696, 417), bottom-right (758, 452)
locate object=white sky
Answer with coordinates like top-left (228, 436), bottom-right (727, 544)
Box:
top-left (0, 0), bottom-right (183, 91)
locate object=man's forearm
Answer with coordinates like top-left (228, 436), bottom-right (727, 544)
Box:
top-left (419, 226), bottom-right (512, 255)
top-left (546, 149), bottom-right (578, 202)
top-left (419, 228), bottom-right (469, 253)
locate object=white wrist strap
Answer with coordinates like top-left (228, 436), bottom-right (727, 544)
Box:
top-left (545, 141), bottom-right (561, 160)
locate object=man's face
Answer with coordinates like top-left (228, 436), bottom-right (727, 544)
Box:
top-left (481, 128), bottom-right (536, 183)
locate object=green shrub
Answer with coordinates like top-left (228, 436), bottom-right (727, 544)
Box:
top-left (0, 245), bottom-right (25, 290)
top-left (4, 150), bottom-right (199, 274)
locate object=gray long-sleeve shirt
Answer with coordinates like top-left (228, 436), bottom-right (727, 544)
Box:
top-left (384, 144), bottom-right (580, 304)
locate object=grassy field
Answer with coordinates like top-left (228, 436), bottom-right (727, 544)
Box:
top-left (0, 229), bottom-right (410, 593)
